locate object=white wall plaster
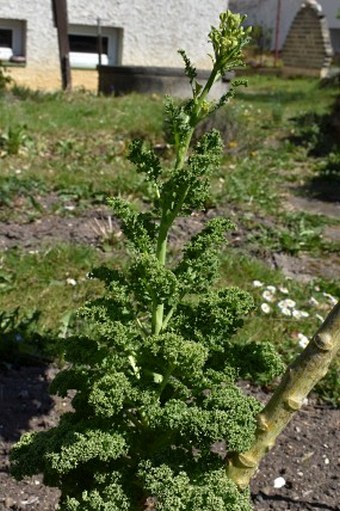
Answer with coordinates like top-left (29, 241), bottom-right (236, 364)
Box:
top-left (0, 0), bottom-right (230, 71)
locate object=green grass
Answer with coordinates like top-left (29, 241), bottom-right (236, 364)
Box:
top-left (0, 91), bottom-right (165, 218)
top-left (0, 90), bottom-right (164, 136)
top-left (237, 75), bottom-right (337, 118)
top-left (0, 245), bottom-right (103, 331)
top-left (0, 76), bottom-right (339, 402)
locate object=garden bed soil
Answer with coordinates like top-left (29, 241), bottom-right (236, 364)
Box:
top-left (0, 365), bottom-right (339, 511)
top-left (0, 199), bottom-right (339, 282)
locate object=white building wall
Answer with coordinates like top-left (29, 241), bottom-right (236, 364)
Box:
top-left (68, 0), bottom-right (229, 68)
top-left (0, 0), bottom-right (59, 68)
top-left (0, 0), bottom-right (230, 89)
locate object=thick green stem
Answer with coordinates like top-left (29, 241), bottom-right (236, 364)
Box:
top-left (151, 130), bottom-right (194, 335)
top-left (150, 66), bottom-right (220, 336)
top-left (199, 65), bottom-right (219, 104)
top-left (226, 301), bottom-right (340, 490)
top-left (152, 215), bottom-right (169, 335)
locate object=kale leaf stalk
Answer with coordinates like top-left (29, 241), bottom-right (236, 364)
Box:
top-left (226, 301), bottom-right (340, 489)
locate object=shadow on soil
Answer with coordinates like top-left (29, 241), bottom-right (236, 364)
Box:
top-left (0, 310), bottom-right (57, 442)
top-left (0, 363), bottom-right (54, 442)
top-left (287, 100), bottom-right (340, 203)
top-left (301, 175), bottom-right (340, 203)
top-left (253, 491), bottom-right (339, 511)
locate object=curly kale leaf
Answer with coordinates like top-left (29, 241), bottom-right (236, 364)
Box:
top-left (109, 197), bottom-right (156, 252)
top-left (144, 385), bottom-right (260, 453)
top-left (175, 217), bottom-right (235, 293)
top-left (138, 462), bottom-right (252, 511)
top-left (88, 266), bottom-right (126, 289)
top-left (173, 287), bottom-right (254, 353)
top-left (61, 471), bottom-right (131, 511)
top-left (141, 333), bottom-right (208, 384)
top-left (11, 421), bottom-right (127, 480)
top-left (160, 130), bottom-right (223, 215)
top-left (47, 430), bottom-right (127, 475)
top-left (88, 371), bottom-right (136, 418)
top-left (178, 49), bottom-right (204, 99)
top-left (49, 366), bottom-right (90, 397)
top-left (233, 341), bottom-right (285, 384)
top-left (163, 96), bottom-right (194, 149)
top-left (129, 253), bottom-right (180, 307)
top-left (128, 139), bottom-right (162, 183)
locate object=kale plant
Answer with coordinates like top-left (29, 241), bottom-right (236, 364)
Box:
top-left (11, 11), bottom-right (288, 511)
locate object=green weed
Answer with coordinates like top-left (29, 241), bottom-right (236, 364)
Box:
top-left (0, 62), bottom-right (12, 94)
top-left (245, 211), bottom-right (340, 255)
top-left (0, 124), bottom-right (31, 156)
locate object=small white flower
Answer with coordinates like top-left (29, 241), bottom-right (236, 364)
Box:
top-left (266, 285), bottom-right (276, 293)
top-left (273, 477), bottom-right (286, 489)
top-left (64, 205), bottom-right (75, 211)
top-left (262, 290), bottom-right (275, 302)
top-left (280, 307), bottom-right (291, 317)
top-left (322, 293), bottom-right (337, 306)
top-left (279, 286), bottom-right (289, 294)
top-left (292, 310), bottom-right (309, 319)
top-left (66, 278), bottom-right (77, 286)
top-left (297, 333), bottom-right (309, 349)
top-left (308, 297), bottom-right (319, 307)
top-left (252, 280), bottom-right (263, 288)
top-left (316, 314), bottom-right (324, 323)
top-left (261, 303), bottom-right (271, 314)
top-left (278, 299), bottom-right (296, 309)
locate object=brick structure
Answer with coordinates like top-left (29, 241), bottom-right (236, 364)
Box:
top-left (281, 0), bottom-right (333, 77)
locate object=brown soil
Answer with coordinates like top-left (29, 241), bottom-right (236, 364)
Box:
top-left (0, 365), bottom-right (338, 511)
top-left (0, 198), bottom-right (339, 281)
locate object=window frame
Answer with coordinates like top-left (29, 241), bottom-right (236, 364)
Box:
top-left (0, 18), bottom-right (26, 64)
top-left (68, 24), bottom-right (122, 69)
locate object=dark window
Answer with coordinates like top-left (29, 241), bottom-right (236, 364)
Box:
top-left (0, 28), bottom-right (12, 48)
top-left (69, 34), bottom-right (108, 54)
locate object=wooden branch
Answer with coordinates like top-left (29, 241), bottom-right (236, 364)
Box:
top-left (226, 301), bottom-right (340, 490)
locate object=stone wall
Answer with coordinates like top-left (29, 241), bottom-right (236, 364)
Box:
top-left (229, 0), bottom-right (340, 52)
top-left (281, 1), bottom-right (333, 77)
